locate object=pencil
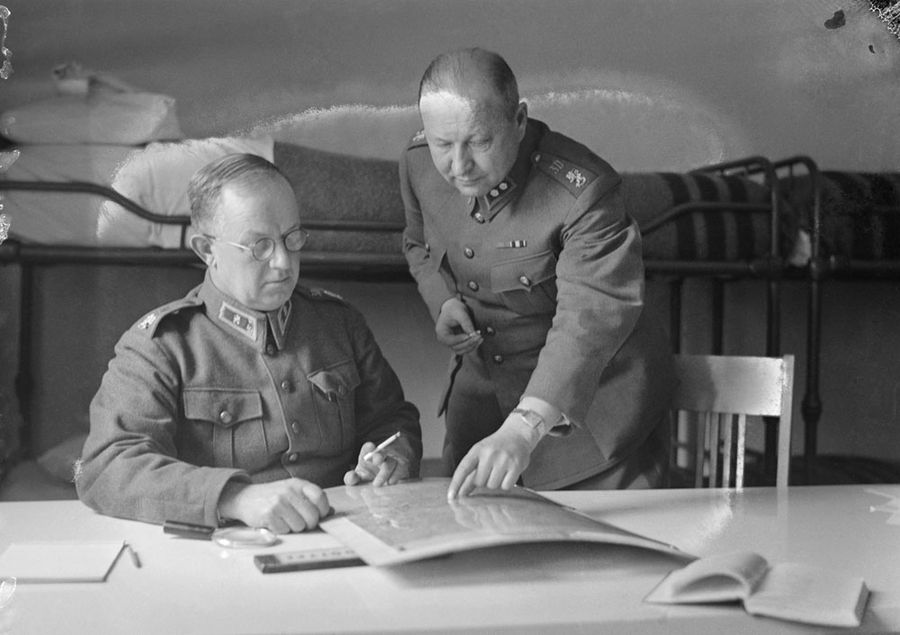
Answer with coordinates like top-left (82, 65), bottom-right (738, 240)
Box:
top-left (125, 542), bottom-right (142, 569)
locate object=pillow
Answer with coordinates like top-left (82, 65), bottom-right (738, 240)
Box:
top-left (96, 135), bottom-right (274, 247)
top-left (2, 143), bottom-right (136, 245)
top-left (0, 91), bottom-right (184, 145)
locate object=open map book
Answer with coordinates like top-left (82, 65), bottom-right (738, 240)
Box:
top-left (319, 478), bottom-right (690, 566)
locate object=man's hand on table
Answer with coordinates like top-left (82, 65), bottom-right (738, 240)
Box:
top-left (217, 479), bottom-right (330, 534)
top-left (447, 414), bottom-right (540, 499)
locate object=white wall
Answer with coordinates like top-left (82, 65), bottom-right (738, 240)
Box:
top-left (2, 0), bottom-right (899, 468)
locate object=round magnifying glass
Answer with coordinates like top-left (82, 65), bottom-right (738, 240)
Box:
top-left (211, 526), bottom-right (278, 549)
top-left (163, 520), bottom-right (279, 548)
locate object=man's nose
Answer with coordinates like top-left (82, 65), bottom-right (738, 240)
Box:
top-left (268, 240), bottom-right (293, 270)
top-left (450, 145), bottom-right (472, 175)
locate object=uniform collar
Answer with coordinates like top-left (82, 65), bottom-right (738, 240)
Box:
top-left (467, 118), bottom-right (543, 222)
top-left (199, 274), bottom-right (293, 351)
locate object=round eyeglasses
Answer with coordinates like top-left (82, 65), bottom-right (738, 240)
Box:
top-left (205, 227), bottom-right (310, 261)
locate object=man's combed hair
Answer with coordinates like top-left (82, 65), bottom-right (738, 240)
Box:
top-left (188, 153), bottom-right (286, 232)
top-left (418, 47), bottom-right (520, 120)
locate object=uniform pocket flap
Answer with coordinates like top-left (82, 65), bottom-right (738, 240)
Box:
top-left (183, 388), bottom-right (263, 428)
top-left (422, 244), bottom-right (447, 274)
top-left (308, 361), bottom-right (360, 399)
top-left (491, 251), bottom-right (557, 293)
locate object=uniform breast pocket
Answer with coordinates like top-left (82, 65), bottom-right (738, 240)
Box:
top-left (490, 250), bottom-right (558, 315)
top-left (182, 388), bottom-right (265, 469)
top-left (307, 360), bottom-right (360, 451)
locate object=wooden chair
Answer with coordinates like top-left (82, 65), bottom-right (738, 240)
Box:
top-left (669, 354), bottom-right (795, 489)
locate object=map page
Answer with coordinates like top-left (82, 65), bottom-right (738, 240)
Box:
top-left (320, 478), bottom-right (690, 566)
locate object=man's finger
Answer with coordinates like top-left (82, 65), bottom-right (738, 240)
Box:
top-left (448, 455), bottom-right (477, 499)
top-left (458, 469), bottom-right (480, 498)
top-left (486, 463), bottom-right (506, 490)
top-left (299, 482), bottom-right (331, 517)
top-left (372, 458), bottom-right (396, 487)
top-left (501, 469), bottom-right (519, 490)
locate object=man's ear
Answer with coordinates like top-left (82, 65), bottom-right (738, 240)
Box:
top-left (515, 101), bottom-right (528, 137)
top-left (190, 233), bottom-right (215, 267)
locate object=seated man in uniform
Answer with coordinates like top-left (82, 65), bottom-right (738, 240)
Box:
top-left (77, 153), bottom-right (422, 534)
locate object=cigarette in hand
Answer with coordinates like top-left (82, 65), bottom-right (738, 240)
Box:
top-left (362, 431), bottom-right (402, 462)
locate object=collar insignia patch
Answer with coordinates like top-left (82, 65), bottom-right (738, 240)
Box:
top-left (218, 302), bottom-right (258, 341)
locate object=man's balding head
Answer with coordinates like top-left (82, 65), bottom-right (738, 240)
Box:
top-left (418, 47), bottom-right (520, 122)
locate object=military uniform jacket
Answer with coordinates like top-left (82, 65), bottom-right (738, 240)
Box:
top-left (400, 118), bottom-right (674, 488)
top-left (77, 275), bottom-right (422, 526)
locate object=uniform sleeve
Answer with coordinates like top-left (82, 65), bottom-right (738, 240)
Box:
top-left (76, 328), bottom-right (248, 526)
top-left (345, 307), bottom-right (423, 475)
top-left (524, 177), bottom-right (645, 425)
top-left (399, 150), bottom-right (455, 321)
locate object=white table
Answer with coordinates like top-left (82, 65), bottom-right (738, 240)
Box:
top-left (0, 484), bottom-right (898, 634)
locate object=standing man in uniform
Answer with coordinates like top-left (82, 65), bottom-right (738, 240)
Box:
top-left (401, 48), bottom-right (675, 498)
top-left (78, 153), bottom-right (421, 533)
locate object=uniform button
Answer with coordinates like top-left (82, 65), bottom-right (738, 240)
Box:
top-left (519, 275), bottom-right (532, 287)
top-left (490, 188), bottom-right (499, 197)
top-left (484, 326), bottom-right (495, 336)
top-left (280, 380), bottom-right (293, 392)
top-left (266, 345), bottom-right (276, 356)
top-left (499, 182), bottom-right (509, 191)
top-left (493, 354), bottom-right (504, 364)
top-left (464, 247), bottom-right (474, 258)
top-left (425, 242), bottom-right (431, 252)
top-left (533, 153), bottom-right (541, 163)
top-left (474, 212), bottom-right (486, 224)
top-left (291, 421), bottom-right (300, 434)
top-left (289, 453), bottom-right (298, 463)
top-left (218, 410), bottom-right (232, 424)
top-left (467, 280), bottom-right (479, 292)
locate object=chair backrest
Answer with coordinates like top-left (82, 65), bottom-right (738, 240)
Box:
top-left (669, 354), bottom-right (794, 489)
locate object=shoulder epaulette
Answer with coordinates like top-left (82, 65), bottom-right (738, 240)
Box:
top-left (532, 150), bottom-right (601, 198)
top-left (295, 285), bottom-right (348, 306)
top-left (133, 295), bottom-right (203, 337)
top-left (406, 129), bottom-right (428, 150)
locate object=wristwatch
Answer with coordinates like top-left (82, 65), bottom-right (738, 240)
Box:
top-left (511, 408), bottom-right (551, 438)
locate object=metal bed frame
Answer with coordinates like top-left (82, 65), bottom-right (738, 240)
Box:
top-left (0, 158), bottom-right (797, 484)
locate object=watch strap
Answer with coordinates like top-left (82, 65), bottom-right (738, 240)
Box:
top-left (511, 407), bottom-right (551, 438)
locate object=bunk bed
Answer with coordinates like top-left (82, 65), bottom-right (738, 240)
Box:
top-left (774, 156), bottom-right (900, 483)
top-left (0, 136), bottom-right (802, 499)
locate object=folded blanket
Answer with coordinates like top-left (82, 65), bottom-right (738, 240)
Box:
top-left (273, 141), bottom-right (404, 255)
top-left (780, 171), bottom-right (900, 260)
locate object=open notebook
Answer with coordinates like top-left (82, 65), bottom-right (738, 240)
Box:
top-left (320, 478), bottom-right (690, 566)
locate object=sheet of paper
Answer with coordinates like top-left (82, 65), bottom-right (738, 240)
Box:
top-left (321, 478), bottom-right (690, 566)
top-left (0, 540), bottom-right (125, 583)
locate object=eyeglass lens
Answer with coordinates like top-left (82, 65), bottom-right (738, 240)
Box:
top-left (250, 228), bottom-right (309, 260)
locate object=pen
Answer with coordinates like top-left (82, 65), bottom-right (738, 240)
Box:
top-left (362, 431), bottom-right (402, 462)
top-left (125, 542), bottom-right (142, 569)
